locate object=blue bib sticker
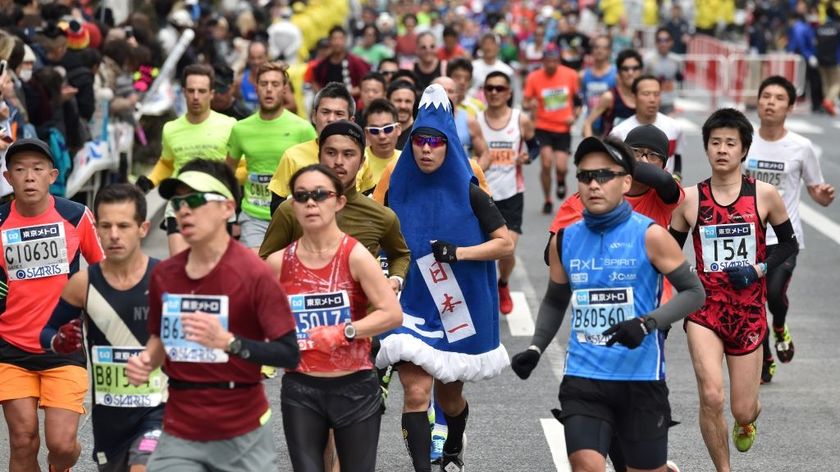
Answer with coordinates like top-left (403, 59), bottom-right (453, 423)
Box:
top-left (161, 293), bottom-right (229, 363)
top-left (571, 287), bottom-right (635, 345)
top-left (289, 290), bottom-right (351, 351)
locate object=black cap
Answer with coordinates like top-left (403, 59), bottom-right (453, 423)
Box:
top-left (4, 138), bottom-right (55, 165)
top-left (318, 120), bottom-right (366, 152)
top-left (624, 124), bottom-right (669, 161)
top-left (574, 136), bottom-right (635, 175)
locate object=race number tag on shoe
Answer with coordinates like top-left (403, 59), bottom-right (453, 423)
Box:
top-left (92, 346), bottom-right (165, 407)
top-left (288, 290), bottom-right (351, 351)
top-left (2, 223), bottom-right (69, 280)
top-left (246, 173), bottom-right (273, 208)
top-left (571, 287), bottom-right (635, 345)
top-left (161, 294), bottom-right (229, 363)
top-left (700, 223), bottom-right (757, 272)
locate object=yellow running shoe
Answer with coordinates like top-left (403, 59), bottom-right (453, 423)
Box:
top-left (261, 365), bottom-right (278, 379)
top-left (733, 421), bottom-right (757, 452)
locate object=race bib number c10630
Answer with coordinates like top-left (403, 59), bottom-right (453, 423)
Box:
top-left (2, 223), bottom-right (69, 280)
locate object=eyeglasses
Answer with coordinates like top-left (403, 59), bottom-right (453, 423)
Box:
top-left (483, 84), bottom-right (509, 94)
top-left (631, 147), bottom-right (665, 162)
top-left (576, 169), bottom-right (629, 184)
top-left (366, 123), bottom-right (398, 135)
top-left (292, 189), bottom-right (338, 203)
top-left (380, 70), bottom-right (397, 77)
top-left (656, 37), bottom-right (672, 43)
top-left (412, 135), bottom-right (447, 148)
top-left (620, 65), bottom-right (642, 72)
top-left (170, 192), bottom-right (229, 211)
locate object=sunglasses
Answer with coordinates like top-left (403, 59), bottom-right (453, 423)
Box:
top-left (366, 123), bottom-right (398, 135)
top-left (656, 37), bottom-right (672, 43)
top-left (170, 192), bottom-right (229, 211)
top-left (380, 70), bottom-right (397, 76)
top-left (620, 65), bottom-right (642, 72)
top-left (576, 169), bottom-right (629, 184)
top-left (292, 189), bottom-right (338, 203)
top-left (631, 147), bottom-right (665, 162)
top-left (412, 135), bottom-right (447, 148)
top-left (483, 84), bottom-right (509, 94)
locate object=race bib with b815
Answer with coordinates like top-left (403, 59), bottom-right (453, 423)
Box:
top-left (92, 346), bottom-right (165, 407)
top-left (161, 293), bottom-right (229, 363)
top-left (700, 223), bottom-right (756, 272)
top-left (571, 287), bottom-right (635, 345)
top-left (288, 291), bottom-right (351, 351)
top-left (2, 223), bottom-right (69, 280)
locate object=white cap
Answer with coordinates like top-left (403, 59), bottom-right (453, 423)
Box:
top-left (168, 9), bottom-right (194, 28)
top-left (22, 44), bottom-right (36, 63)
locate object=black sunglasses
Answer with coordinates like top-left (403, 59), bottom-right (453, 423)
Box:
top-left (292, 189), bottom-right (338, 203)
top-left (576, 169), bottom-right (629, 184)
top-left (620, 65), bottom-right (642, 72)
top-left (483, 84), bottom-right (509, 94)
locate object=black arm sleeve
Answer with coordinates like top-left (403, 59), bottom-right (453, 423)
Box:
top-left (633, 161), bottom-right (681, 204)
top-left (669, 227), bottom-right (689, 248)
top-left (531, 281), bottom-right (572, 352)
top-left (270, 192), bottom-right (286, 216)
top-left (39, 298), bottom-right (83, 351)
top-left (469, 184), bottom-right (507, 234)
top-left (237, 331), bottom-right (300, 368)
top-left (765, 219), bottom-right (799, 270)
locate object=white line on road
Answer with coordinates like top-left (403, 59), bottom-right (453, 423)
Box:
top-left (786, 118), bottom-right (824, 135)
top-left (800, 202), bottom-right (840, 246)
top-left (674, 117), bottom-right (701, 136)
top-left (504, 291), bottom-right (534, 336)
top-left (541, 418), bottom-right (571, 472)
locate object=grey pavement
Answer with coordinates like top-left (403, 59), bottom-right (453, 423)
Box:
top-left (3, 107), bottom-right (840, 470)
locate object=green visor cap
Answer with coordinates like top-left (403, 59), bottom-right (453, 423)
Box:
top-left (158, 171), bottom-right (234, 200)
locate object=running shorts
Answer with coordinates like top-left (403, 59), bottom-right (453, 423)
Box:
top-left (686, 301), bottom-right (767, 356)
top-left (0, 363), bottom-right (88, 413)
top-left (494, 193), bottom-right (524, 234)
top-left (535, 129), bottom-right (572, 153)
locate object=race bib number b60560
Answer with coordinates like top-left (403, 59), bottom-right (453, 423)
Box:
top-left (700, 223), bottom-right (757, 272)
top-left (571, 287), bottom-right (635, 345)
top-left (161, 294), bottom-right (229, 363)
top-left (92, 346), bottom-right (165, 407)
top-left (288, 291), bottom-right (351, 351)
top-left (2, 223), bottom-right (69, 280)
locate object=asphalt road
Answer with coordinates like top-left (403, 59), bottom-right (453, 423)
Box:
top-left (3, 104), bottom-right (840, 471)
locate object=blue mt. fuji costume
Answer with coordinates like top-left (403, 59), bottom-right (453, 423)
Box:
top-left (376, 84), bottom-right (509, 382)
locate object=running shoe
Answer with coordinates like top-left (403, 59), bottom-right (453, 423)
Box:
top-left (260, 365), bottom-right (277, 379)
top-left (440, 434), bottom-right (466, 472)
top-left (666, 460), bottom-right (681, 472)
top-left (556, 183), bottom-right (566, 200)
top-left (431, 427), bottom-right (448, 464)
top-left (732, 421), bottom-right (757, 452)
top-left (542, 201), bottom-right (553, 215)
top-left (761, 358), bottom-right (776, 384)
top-left (773, 324), bottom-right (795, 363)
top-left (498, 282), bottom-right (513, 315)
top-left (380, 365), bottom-right (393, 404)
top-left (823, 98), bottom-right (837, 116)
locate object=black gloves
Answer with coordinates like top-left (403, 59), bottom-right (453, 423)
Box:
top-left (136, 175), bottom-right (154, 194)
top-left (511, 348), bottom-right (541, 379)
top-left (431, 240), bottom-right (458, 263)
top-left (723, 264), bottom-right (759, 289)
top-left (602, 317), bottom-right (657, 349)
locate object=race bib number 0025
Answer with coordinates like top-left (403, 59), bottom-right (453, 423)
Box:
top-left (571, 287), bottom-right (635, 345)
top-left (161, 294), bottom-right (229, 363)
top-left (700, 223), bottom-right (756, 272)
top-left (92, 346), bottom-right (165, 407)
top-left (2, 223), bottom-right (69, 280)
top-left (745, 159), bottom-right (785, 192)
top-left (289, 291), bottom-right (351, 351)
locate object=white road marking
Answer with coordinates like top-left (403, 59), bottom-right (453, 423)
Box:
top-left (800, 202), bottom-right (840, 246)
top-left (834, 122), bottom-right (840, 129)
top-left (504, 291), bottom-right (535, 336)
top-left (675, 98), bottom-right (709, 113)
top-left (541, 418), bottom-right (571, 472)
top-left (785, 118), bottom-right (823, 135)
top-left (674, 117), bottom-right (702, 136)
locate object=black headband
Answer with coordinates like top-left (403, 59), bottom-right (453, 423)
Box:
top-left (319, 120), bottom-right (366, 152)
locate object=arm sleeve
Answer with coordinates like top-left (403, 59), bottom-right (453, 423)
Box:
top-left (39, 298), bottom-right (83, 350)
top-left (79, 208), bottom-right (105, 264)
top-left (468, 184), bottom-right (507, 235)
top-left (644, 261), bottom-right (705, 328)
top-left (258, 202), bottom-right (297, 259)
top-left (668, 227), bottom-right (689, 249)
top-left (148, 158), bottom-right (175, 186)
top-left (237, 331), bottom-right (300, 368)
top-left (764, 219), bottom-right (799, 270)
top-left (382, 212), bottom-right (411, 279)
top-left (633, 161), bottom-right (682, 204)
top-left (530, 280), bottom-right (572, 352)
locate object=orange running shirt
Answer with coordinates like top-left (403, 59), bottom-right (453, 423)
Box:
top-left (0, 197), bottom-right (104, 353)
top-left (524, 65), bottom-right (580, 133)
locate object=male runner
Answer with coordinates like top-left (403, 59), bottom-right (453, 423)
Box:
top-left (644, 28), bottom-right (683, 116)
top-left (0, 138), bottom-right (104, 472)
top-left (446, 58), bottom-right (486, 119)
top-left (388, 79), bottom-right (418, 151)
top-left (227, 61), bottom-right (316, 250)
top-left (747, 76), bottom-right (835, 382)
top-left (41, 184), bottom-right (163, 472)
top-left (432, 76), bottom-right (489, 164)
top-left (126, 159), bottom-right (299, 469)
top-left (356, 99), bottom-right (402, 193)
top-left (669, 109), bottom-right (798, 471)
top-left (524, 43), bottom-right (581, 213)
top-left (511, 136), bottom-right (704, 472)
top-left (477, 71), bottom-right (538, 315)
top-left (580, 34), bottom-right (617, 137)
top-left (136, 64), bottom-right (238, 255)
top-left (583, 50), bottom-right (642, 138)
top-left (610, 75), bottom-right (685, 179)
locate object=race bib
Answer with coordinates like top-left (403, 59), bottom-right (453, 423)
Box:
top-left (700, 223), bottom-right (757, 272)
top-left (2, 223), bottom-right (69, 280)
top-left (91, 346), bottom-right (165, 408)
top-left (247, 173), bottom-right (273, 208)
top-left (542, 87), bottom-right (570, 112)
top-left (161, 294), bottom-right (229, 363)
top-left (288, 291), bottom-right (351, 351)
top-left (571, 287), bottom-right (635, 345)
top-left (744, 159), bottom-right (785, 192)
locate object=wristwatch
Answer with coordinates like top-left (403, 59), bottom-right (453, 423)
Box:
top-left (227, 335), bottom-right (242, 355)
top-left (344, 322), bottom-right (356, 342)
top-left (641, 317), bottom-right (658, 335)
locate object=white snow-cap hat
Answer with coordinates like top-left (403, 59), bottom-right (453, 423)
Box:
top-left (22, 44), bottom-right (36, 63)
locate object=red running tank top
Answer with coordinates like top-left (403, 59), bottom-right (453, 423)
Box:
top-left (692, 175), bottom-right (766, 308)
top-left (279, 234), bottom-right (372, 373)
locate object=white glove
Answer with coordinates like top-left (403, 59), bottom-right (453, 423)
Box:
top-left (808, 56), bottom-right (819, 68)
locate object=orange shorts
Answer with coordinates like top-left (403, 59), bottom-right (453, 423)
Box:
top-left (0, 363), bottom-right (88, 414)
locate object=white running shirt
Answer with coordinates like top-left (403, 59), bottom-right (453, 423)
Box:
top-left (744, 130), bottom-right (825, 248)
top-left (478, 108), bottom-right (524, 201)
top-left (610, 112), bottom-right (685, 174)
